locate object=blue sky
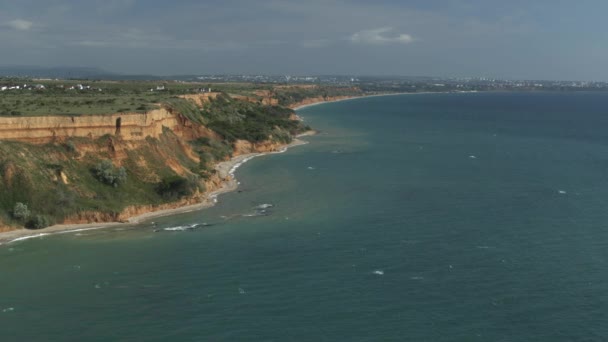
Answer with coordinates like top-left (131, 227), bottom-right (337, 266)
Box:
top-left (0, 0), bottom-right (607, 80)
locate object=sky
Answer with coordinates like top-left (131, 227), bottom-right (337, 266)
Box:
top-left (0, 0), bottom-right (607, 81)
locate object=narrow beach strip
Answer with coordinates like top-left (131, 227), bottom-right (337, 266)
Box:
top-left (0, 134), bottom-right (312, 245)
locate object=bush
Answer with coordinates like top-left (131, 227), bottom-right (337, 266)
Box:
top-left (26, 215), bottom-right (52, 229)
top-left (156, 175), bottom-right (198, 200)
top-left (93, 160), bottom-right (127, 187)
top-left (12, 202), bottom-right (30, 221)
top-left (65, 140), bottom-right (77, 153)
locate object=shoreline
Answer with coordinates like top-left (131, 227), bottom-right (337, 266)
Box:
top-left (0, 91), bottom-right (468, 245)
top-left (0, 134), bottom-right (313, 245)
top-left (291, 90), bottom-right (477, 111)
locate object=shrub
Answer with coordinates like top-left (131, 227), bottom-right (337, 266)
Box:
top-left (156, 175), bottom-right (198, 200)
top-left (26, 215), bottom-right (52, 229)
top-left (12, 202), bottom-right (30, 221)
top-left (65, 140), bottom-right (77, 153)
top-left (93, 160), bottom-right (127, 187)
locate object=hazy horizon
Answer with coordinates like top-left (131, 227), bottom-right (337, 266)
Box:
top-left (1, 1), bottom-right (607, 81)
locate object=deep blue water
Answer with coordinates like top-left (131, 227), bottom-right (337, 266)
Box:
top-left (2, 92), bottom-right (608, 341)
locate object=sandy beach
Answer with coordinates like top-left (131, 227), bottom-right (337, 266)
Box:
top-left (0, 134), bottom-right (313, 245)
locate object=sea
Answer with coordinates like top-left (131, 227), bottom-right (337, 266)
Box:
top-left (2, 92), bottom-right (608, 341)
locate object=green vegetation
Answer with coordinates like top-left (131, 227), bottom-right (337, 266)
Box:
top-left (156, 175), bottom-right (200, 201)
top-left (0, 79), bottom-right (270, 116)
top-left (0, 80), bottom-right (315, 229)
top-left (93, 160), bottom-right (127, 187)
top-left (0, 93), bottom-right (162, 116)
top-left (272, 86), bottom-right (363, 106)
top-left (12, 202), bottom-right (30, 222)
top-left (201, 93), bottom-right (302, 143)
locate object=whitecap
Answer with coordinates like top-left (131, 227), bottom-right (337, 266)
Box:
top-left (307, 166), bottom-right (315, 170)
top-left (243, 212), bottom-right (265, 217)
top-left (469, 155), bottom-right (477, 159)
top-left (558, 190), bottom-right (567, 194)
top-left (410, 276), bottom-right (424, 280)
top-left (2, 307), bottom-right (14, 313)
top-left (238, 287), bottom-right (246, 294)
top-left (372, 270), bottom-right (384, 275)
top-left (256, 203), bottom-right (274, 209)
top-left (163, 223), bottom-right (206, 231)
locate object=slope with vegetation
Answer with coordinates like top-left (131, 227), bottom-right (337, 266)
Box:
top-left (0, 89), bottom-right (310, 231)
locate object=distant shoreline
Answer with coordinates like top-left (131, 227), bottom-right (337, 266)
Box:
top-left (291, 91), bottom-right (478, 111)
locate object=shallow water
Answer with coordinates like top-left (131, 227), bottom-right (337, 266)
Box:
top-left (2, 92), bottom-right (608, 341)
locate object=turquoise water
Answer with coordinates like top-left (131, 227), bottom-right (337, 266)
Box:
top-left (2, 92), bottom-right (608, 341)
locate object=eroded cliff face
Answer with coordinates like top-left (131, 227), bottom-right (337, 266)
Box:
top-left (232, 93), bottom-right (279, 106)
top-left (0, 219), bottom-right (12, 232)
top-left (0, 108), bottom-right (178, 144)
top-left (232, 139), bottom-right (288, 155)
top-left (288, 95), bottom-right (359, 109)
top-left (178, 92), bottom-right (220, 107)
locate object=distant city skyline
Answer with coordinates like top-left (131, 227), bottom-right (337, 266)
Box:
top-left (1, 0), bottom-right (607, 81)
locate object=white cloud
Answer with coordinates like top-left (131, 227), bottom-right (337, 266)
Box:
top-left (350, 27), bottom-right (414, 45)
top-left (6, 19), bottom-right (33, 31)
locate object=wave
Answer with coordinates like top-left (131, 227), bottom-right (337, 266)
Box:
top-left (8, 233), bottom-right (50, 244)
top-left (162, 223), bottom-right (211, 231)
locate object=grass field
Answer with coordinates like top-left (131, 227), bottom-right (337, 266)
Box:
top-left (0, 79), bottom-right (273, 116)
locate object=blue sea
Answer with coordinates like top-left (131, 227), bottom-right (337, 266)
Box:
top-left (2, 92), bottom-right (608, 341)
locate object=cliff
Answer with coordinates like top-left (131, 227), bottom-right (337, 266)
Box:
top-left (0, 92), bottom-right (307, 232)
top-left (178, 92), bottom-right (220, 107)
top-left (288, 95), bottom-right (360, 109)
top-left (0, 108), bottom-right (178, 144)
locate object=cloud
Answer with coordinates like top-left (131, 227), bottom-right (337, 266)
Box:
top-left (350, 27), bottom-right (414, 45)
top-left (5, 19), bottom-right (33, 31)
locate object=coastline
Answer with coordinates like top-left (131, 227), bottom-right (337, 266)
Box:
top-left (0, 91), bottom-right (462, 245)
top-left (291, 90), bottom-right (476, 111)
top-left (0, 134), bottom-right (313, 245)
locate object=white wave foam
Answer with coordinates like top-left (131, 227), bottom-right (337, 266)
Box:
top-left (558, 190), bottom-right (567, 194)
top-left (229, 156), bottom-right (256, 176)
top-left (243, 212), bottom-right (266, 217)
top-left (372, 270), bottom-right (384, 275)
top-left (2, 307), bottom-right (15, 313)
top-left (57, 226), bottom-right (106, 235)
top-left (8, 233), bottom-right (50, 244)
top-left (163, 223), bottom-right (212, 231)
